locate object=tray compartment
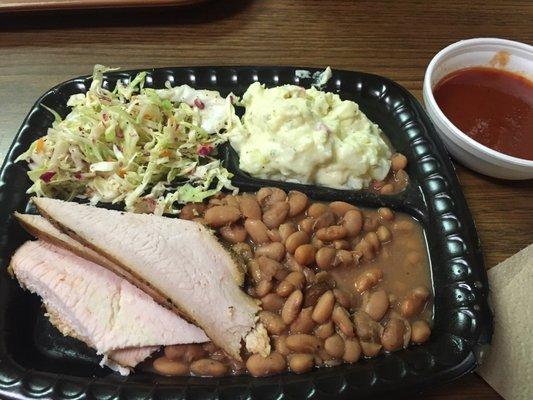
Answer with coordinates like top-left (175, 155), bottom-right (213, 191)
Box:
top-left (0, 66), bottom-right (491, 399)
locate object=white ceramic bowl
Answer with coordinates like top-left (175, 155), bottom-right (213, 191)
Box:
top-left (423, 38), bottom-right (533, 180)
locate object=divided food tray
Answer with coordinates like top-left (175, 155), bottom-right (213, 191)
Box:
top-left (0, 67), bottom-right (492, 399)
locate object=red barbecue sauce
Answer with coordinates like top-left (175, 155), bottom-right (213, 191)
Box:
top-left (433, 67), bottom-right (533, 161)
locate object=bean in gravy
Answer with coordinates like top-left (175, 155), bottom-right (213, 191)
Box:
top-left (152, 188), bottom-right (432, 378)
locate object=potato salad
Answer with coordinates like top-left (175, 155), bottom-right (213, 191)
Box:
top-left (229, 82), bottom-right (392, 190)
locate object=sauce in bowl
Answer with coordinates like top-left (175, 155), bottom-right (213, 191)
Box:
top-left (433, 67), bottom-right (533, 161)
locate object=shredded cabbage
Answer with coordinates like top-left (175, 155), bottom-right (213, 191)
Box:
top-left (16, 65), bottom-right (239, 214)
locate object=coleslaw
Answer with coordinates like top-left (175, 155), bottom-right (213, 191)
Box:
top-left (16, 65), bottom-right (239, 214)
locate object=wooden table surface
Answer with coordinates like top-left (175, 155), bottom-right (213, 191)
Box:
top-left (0, 1), bottom-right (532, 398)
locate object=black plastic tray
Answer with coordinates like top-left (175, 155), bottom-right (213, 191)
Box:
top-left (0, 67), bottom-right (492, 399)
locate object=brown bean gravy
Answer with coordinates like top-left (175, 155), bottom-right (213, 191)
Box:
top-left (329, 210), bottom-right (432, 324)
top-left (149, 189), bottom-right (432, 378)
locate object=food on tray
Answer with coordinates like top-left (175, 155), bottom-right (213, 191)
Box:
top-left (11, 187), bottom-right (432, 378)
top-left (9, 239), bottom-right (208, 375)
top-left (16, 66), bottom-right (412, 218)
top-left (31, 197), bottom-right (259, 361)
top-left (9, 65), bottom-right (428, 379)
top-left (228, 82), bottom-right (393, 190)
top-left (15, 65), bottom-right (238, 215)
top-left (433, 66), bottom-right (533, 161)
top-left (172, 188), bottom-right (432, 376)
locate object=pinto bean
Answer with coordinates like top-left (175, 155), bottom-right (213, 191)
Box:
top-left (246, 352), bottom-right (286, 377)
top-left (239, 195), bottom-right (262, 219)
top-left (378, 207), bottom-right (394, 221)
top-left (224, 195), bottom-right (239, 208)
top-left (286, 231), bottom-right (310, 253)
top-left (400, 286), bottom-right (430, 318)
top-left (311, 290), bottom-right (335, 324)
top-left (279, 222), bottom-right (297, 243)
top-left (276, 280), bottom-right (295, 297)
top-left (257, 256), bottom-right (282, 281)
top-left (391, 153), bottom-right (408, 172)
top-left (329, 201), bottom-right (357, 218)
top-left (365, 231), bottom-right (381, 251)
top-left (380, 184), bottom-right (394, 194)
top-left (284, 271), bottom-right (306, 290)
top-left (332, 305), bottom-right (355, 337)
top-left (256, 187), bottom-right (273, 206)
top-left (282, 290), bottom-right (304, 325)
top-left (164, 345), bottom-right (186, 361)
top-left (315, 247), bottom-right (337, 270)
top-left (290, 306), bottom-right (315, 334)
top-left (343, 339), bottom-right (362, 363)
top-left (363, 289), bottom-right (390, 321)
top-left (275, 268), bottom-right (289, 282)
top-left (354, 238), bottom-right (375, 261)
top-left (381, 318), bottom-right (406, 352)
top-left (360, 341), bottom-right (382, 357)
top-left (285, 253), bottom-right (303, 271)
top-left (267, 229), bottom-right (282, 242)
top-left (324, 334), bottom-right (345, 358)
top-left (313, 211), bottom-right (336, 230)
top-left (255, 242), bottom-right (286, 262)
top-left (245, 219), bottom-right (270, 244)
top-left (294, 244), bottom-right (316, 265)
top-left (333, 288), bottom-right (351, 309)
top-left (277, 269), bottom-right (289, 284)
top-left (298, 217), bottom-right (315, 235)
top-left (288, 191), bottom-right (309, 217)
top-left (153, 357), bottom-right (189, 376)
top-left (307, 203), bottom-right (328, 218)
top-left (204, 205), bottom-right (241, 227)
top-left (190, 359), bottom-right (228, 377)
top-left (333, 249), bottom-right (354, 268)
top-left (376, 225), bottom-right (392, 242)
top-left (353, 311), bottom-right (383, 341)
top-left (248, 259), bottom-right (262, 283)
top-left (314, 321), bottom-right (335, 339)
top-left (273, 335), bottom-right (290, 356)
top-left (354, 268), bottom-right (383, 293)
top-left (261, 293), bottom-right (284, 312)
top-left (333, 239), bottom-right (350, 250)
top-left (259, 311), bottom-right (287, 335)
top-left (255, 280), bottom-right (273, 297)
top-left (219, 224), bottom-right (247, 243)
top-left (288, 353), bottom-right (314, 374)
top-left (269, 187), bottom-right (288, 203)
top-left (342, 210), bottom-right (363, 237)
top-left (180, 203), bottom-right (207, 220)
top-left (411, 320), bottom-right (431, 344)
top-left (257, 187), bottom-right (287, 208)
top-left (316, 225), bottom-right (348, 241)
top-left (311, 236), bottom-right (325, 249)
top-left (364, 214), bottom-right (380, 232)
top-left (303, 281), bottom-right (331, 307)
top-left (263, 201), bottom-right (290, 229)
top-left (286, 334), bottom-right (321, 353)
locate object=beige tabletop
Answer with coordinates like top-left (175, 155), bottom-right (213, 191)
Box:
top-left (1, 1), bottom-right (533, 398)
